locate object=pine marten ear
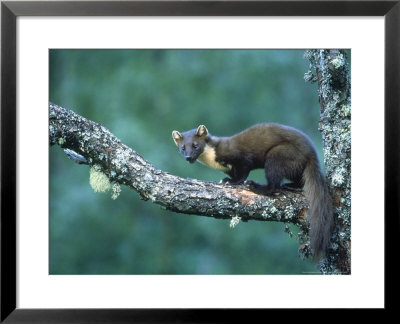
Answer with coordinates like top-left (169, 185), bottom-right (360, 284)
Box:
top-left (172, 130), bottom-right (183, 147)
top-left (196, 125), bottom-right (208, 137)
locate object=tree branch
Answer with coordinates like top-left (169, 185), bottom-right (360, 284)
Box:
top-left (49, 103), bottom-right (309, 233)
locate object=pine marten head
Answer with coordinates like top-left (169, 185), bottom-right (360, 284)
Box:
top-left (172, 125), bottom-right (209, 164)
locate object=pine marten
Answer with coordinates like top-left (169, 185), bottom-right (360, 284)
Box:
top-left (172, 123), bottom-right (334, 259)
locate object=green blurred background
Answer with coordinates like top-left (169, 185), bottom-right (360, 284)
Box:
top-left (49, 49), bottom-right (321, 274)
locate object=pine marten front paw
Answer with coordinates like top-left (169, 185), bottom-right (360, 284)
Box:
top-left (220, 178), bottom-right (245, 185)
top-left (220, 177), bottom-right (232, 185)
top-left (244, 180), bottom-right (257, 187)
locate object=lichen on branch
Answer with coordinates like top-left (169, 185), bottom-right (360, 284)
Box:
top-left (49, 102), bottom-right (310, 235)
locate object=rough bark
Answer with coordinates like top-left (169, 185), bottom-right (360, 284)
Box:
top-left (49, 49), bottom-right (351, 274)
top-left (50, 102), bottom-right (309, 231)
top-left (304, 49), bottom-right (351, 274)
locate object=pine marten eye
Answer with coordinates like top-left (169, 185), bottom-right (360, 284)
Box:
top-left (193, 143), bottom-right (199, 149)
top-left (181, 145), bottom-right (185, 151)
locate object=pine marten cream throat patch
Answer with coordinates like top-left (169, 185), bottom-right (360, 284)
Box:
top-left (197, 144), bottom-right (231, 172)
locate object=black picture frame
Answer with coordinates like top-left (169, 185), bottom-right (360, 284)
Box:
top-left (1, 0), bottom-right (398, 321)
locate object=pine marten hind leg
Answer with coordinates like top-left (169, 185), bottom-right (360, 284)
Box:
top-left (281, 177), bottom-right (304, 192)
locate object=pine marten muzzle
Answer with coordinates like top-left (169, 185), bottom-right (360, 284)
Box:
top-left (172, 124), bottom-right (334, 259)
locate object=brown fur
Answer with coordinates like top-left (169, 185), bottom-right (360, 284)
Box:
top-left (172, 123), bottom-right (334, 259)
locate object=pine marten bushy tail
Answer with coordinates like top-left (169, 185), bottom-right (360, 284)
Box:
top-left (172, 123), bottom-right (334, 259)
top-left (303, 158), bottom-right (334, 259)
